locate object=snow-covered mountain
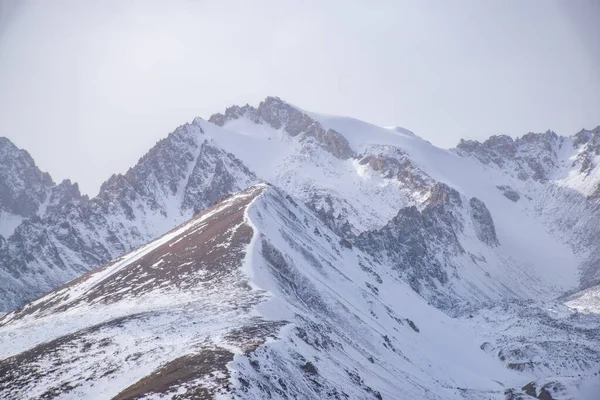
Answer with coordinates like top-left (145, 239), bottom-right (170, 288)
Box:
top-left (2, 185), bottom-right (598, 399)
top-left (0, 127), bottom-right (256, 311)
top-left (1, 96), bottom-right (599, 399)
top-left (0, 137), bottom-right (83, 238)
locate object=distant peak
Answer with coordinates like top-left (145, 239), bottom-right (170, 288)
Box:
top-left (575, 125), bottom-right (600, 137)
top-left (208, 96), bottom-right (301, 127)
top-left (208, 102), bottom-right (259, 127)
top-left (455, 134), bottom-right (516, 155)
top-left (208, 96), bottom-right (308, 130)
top-left (455, 129), bottom-right (568, 153)
top-left (0, 136), bottom-right (19, 152)
top-left (573, 125), bottom-right (600, 147)
top-left (256, 96), bottom-right (304, 116)
top-left (262, 95), bottom-right (285, 104)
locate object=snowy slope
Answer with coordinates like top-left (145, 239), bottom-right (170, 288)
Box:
top-left (198, 117), bottom-right (428, 235)
top-left (2, 185), bottom-right (598, 399)
top-left (0, 129), bottom-right (257, 311)
top-left (455, 127), bottom-right (600, 289)
top-left (564, 283), bottom-right (600, 314)
top-left (1, 96), bottom-right (600, 399)
top-left (205, 98), bottom-right (581, 305)
top-left (4, 97), bottom-right (596, 312)
top-left (0, 185), bottom-right (268, 399)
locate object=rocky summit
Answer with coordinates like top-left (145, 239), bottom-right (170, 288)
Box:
top-left (1, 97), bottom-right (599, 399)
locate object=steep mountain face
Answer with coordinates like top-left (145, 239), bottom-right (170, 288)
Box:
top-left (1, 186), bottom-right (598, 400)
top-left (1, 96), bottom-right (438, 311)
top-left (456, 131), bottom-right (564, 182)
top-left (1, 97), bottom-right (597, 312)
top-left (455, 126), bottom-right (600, 289)
top-left (456, 126), bottom-right (600, 187)
top-left (0, 139), bottom-right (89, 238)
top-left (209, 97), bottom-right (355, 159)
top-left (1, 96), bottom-right (600, 399)
top-left (356, 182), bottom-right (504, 310)
top-left (201, 98), bottom-right (583, 309)
top-left (0, 137), bottom-right (59, 237)
top-left (0, 125), bottom-right (257, 311)
top-left (0, 186), bottom-right (268, 399)
top-left (207, 97), bottom-right (434, 237)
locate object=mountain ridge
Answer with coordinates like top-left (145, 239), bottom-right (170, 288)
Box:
top-left (1, 97), bottom-right (599, 311)
top-left (1, 183), bottom-right (599, 399)
top-left (1, 97), bottom-right (600, 398)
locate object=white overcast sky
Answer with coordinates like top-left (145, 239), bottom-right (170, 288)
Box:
top-left (1, 0), bottom-right (599, 196)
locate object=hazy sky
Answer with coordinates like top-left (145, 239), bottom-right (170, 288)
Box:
top-left (1, 0), bottom-right (599, 196)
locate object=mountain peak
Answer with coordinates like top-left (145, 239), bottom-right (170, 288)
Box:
top-left (573, 125), bottom-right (600, 147)
top-left (0, 136), bottom-right (17, 151)
top-left (206, 97), bottom-right (355, 159)
top-left (261, 95), bottom-right (286, 106)
top-left (2, 101), bottom-right (600, 399)
top-left (208, 96), bottom-right (289, 127)
top-left (0, 137), bottom-right (55, 225)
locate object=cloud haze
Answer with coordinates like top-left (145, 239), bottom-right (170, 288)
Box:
top-left (1, 0), bottom-right (599, 195)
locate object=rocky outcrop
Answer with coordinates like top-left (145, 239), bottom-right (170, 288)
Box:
top-left (457, 135), bottom-right (517, 167)
top-left (358, 150), bottom-right (433, 193)
top-left (210, 96), bottom-right (355, 159)
top-left (307, 128), bottom-right (354, 159)
top-left (456, 130), bottom-right (563, 181)
top-left (355, 182), bottom-right (503, 307)
top-left (497, 185), bottom-right (520, 202)
top-left (208, 97), bottom-right (311, 135)
top-left (572, 126), bottom-right (600, 175)
top-left (469, 197), bottom-right (499, 246)
top-left (0, 126), bottom-right (258, 311)
top-left (356, 183), bottom-right (465, 302)
top-left (457, 127), bottom-right (600, 185)
top-left (428, 182), bottom-right (462, 208)
top-left (207, 104), bottom-right (258, 127)
top-left (0, 137), bottom-right (54, 220)
top-left (45, 180), bottom-right (87, 216)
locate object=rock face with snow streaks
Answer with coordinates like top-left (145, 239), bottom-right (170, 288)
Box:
top-left (0, 137), bottom-right (54, 220)
top-left (0, 123), bottom-right (257, 311)
top-left (210, 96), bottom-right (355, 159)
top-left (1, 97), bottom-right (600, 399)
top-left (0, 186), bottom-right (273, 399)
top-left (2, 184), bottom-right (599, 399)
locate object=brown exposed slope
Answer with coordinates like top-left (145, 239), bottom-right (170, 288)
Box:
top-left (2, 186), bottom-right (263, 324)
top-left (0, 184), bottom-right (287, 400)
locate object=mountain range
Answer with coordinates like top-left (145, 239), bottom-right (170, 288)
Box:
top-left (0, 97), bottom-right (599, 399)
